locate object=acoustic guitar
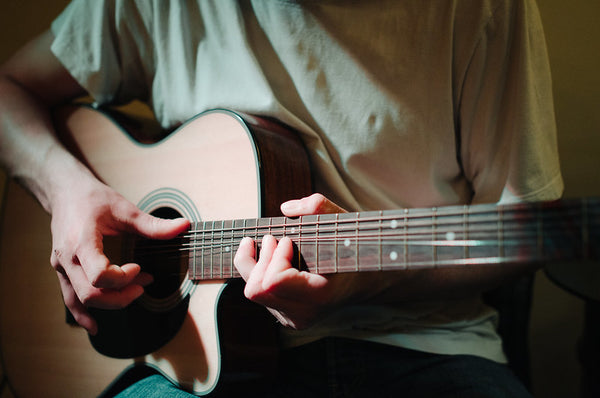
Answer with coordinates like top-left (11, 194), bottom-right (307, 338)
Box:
top-left (0, 106), bottom-right (597, 397)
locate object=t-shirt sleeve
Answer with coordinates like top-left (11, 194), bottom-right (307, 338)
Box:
top-left (50, 0), bottom-right (153, 106)
top-left (458, 0), bottom-right (563, 204)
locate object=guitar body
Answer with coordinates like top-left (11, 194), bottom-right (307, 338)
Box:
top-left (0, 106), bottom-right (311, 396)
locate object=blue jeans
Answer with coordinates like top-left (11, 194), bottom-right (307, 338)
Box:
top-left (114, 338), bottom-right (532, 397)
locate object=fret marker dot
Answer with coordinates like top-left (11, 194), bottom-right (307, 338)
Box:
top-left (225, 246), bottom-right (231, 253)
top-left (390, 251), bottom-right (398, 261)
top-left (291, 227), bottom-right (296, 234)
top-left (390, 220), bottom-right (398, 229)
top-left (344, 238), bottom-right (351, 247)
top-left (445, 232), bottom-right (456, 241)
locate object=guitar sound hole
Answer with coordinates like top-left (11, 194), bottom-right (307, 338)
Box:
top-left (134, 207), bottom-right (188, 300)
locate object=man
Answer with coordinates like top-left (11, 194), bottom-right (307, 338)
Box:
top-left (0, 0), bottom-right (563, 396)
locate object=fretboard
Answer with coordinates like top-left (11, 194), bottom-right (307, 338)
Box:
top-left (184, 198), bottom-right (599, 281)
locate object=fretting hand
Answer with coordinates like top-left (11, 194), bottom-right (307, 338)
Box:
top-left (234, 193), bottom-right (350, 329)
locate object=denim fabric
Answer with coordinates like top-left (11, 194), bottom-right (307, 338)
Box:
top-left (115, 338), bottom-right (531, 398)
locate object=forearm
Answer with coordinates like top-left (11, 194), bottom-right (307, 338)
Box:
top-left (0, 31), bottom-right (90, 213)
top-left (0, 75), bottom-right (88, 212)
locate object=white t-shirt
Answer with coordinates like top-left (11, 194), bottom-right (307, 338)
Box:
top-left (51, 0), bottom-right (563, 362)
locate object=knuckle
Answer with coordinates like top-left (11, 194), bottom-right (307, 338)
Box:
top-left (50, 251), bottom-right (61, 269)
top-left (88, 272), bottom-right (103, 288)
top-left (78, 289), bottom-right (95, 306)
top-left (50, 246), bottom-right (76, 268)
top-left (308, 193), bottom-right (327, 212)
top-left (261, 275), bottom-right (279, 294)
top-left (87, 268), bottom-right (110, 288)
top-left (111, 199), bottom-right (139, 222)
top-left (244, 283), bottom-right (264, 302)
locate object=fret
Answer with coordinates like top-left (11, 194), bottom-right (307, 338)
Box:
top-left (335, 212), bottom-right (359, 272)
top-left (221, 220), bottom-right (233, 278)
top-left (379, 211), bottom-right (403, 271)
top-left (463, 205), bottom-right (469, 261)
top-left (271, 216), bottom-right (286, 241)
top-left (353, 210), bottom-right (381, 272)
top-left (403, 209), bottom-right (408, 269)
top-left (297, 214), bottom-right (317, 271)
top-left (257, 217), bottom-right (272, 238)
top-left (268, 217), bottom-right (272, 236)
top-left (314, 214), bottom-right (335, 273)
top-left (210, 221), bottom-right (216, 279)
top-left (315, 214), bottom-right (320, 274)
top-left (201, 221), bottom-right (211, 280)
top-left (241, 219), bottom-right (250, 260)
top-left (243, 218), bottom-right (258, 261)
top-left (378, 211), bottom-right (383, 271)
top-left (434, 207), bottom-right (464, 267)
top-left (218, 220), bottom-right (224, 278)
top-left (334, 213), bottom-right (339, 273)
top-left (405, 207), bottom-right (439, 268)
top-left (498, 206), bottom-right (504, 259)
top-left (432, 207), bottom-right (437, 267)
top-left (354, 213), bottom-right (359, 272)
top-left (191, 223), bottom-right (198, 280)
top-left (232, 218), bottom-right (247, 278)
top-left (298, 215), bottom-right (303, 268)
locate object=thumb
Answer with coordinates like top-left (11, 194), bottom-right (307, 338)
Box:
top-left (129, 211), bottom-right (190, 240)
top-left (280, 193), bottom-right (347, 217)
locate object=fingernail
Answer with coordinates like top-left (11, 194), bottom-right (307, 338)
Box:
top-left (240, 237), bottom-right (253, 247)
top-left (281, 200), bottom-right (299, 214)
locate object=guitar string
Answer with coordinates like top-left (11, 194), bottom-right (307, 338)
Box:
top-left (132, 215), bottom-right (592, 256)
top-left (132, 222), bottom-right (575, 256)
top-left (123, 204), bottom-right (596, 279)
top-left (189, 199), bottom-right (600, 232)
top-left (132, 205), bottom-right (592, 254)
top-left (131, 218), bottom-right (587, 264)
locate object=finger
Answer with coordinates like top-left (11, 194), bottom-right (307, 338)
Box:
top-left (243, 235), bottom-right (279, 300)
top-left (246, 235), bottom-right (277, 284)
top-left (113, 201), bottom-right (190, 240)
top-left (234, 237), bottom-right (257, 281)
top-left (280, 193), bottom-right (347, 217)
top-left (134, 213), bottom-right (190, 240)
top-left (262, 237), bottom-right (296, 281)
top-left (257, 235), bottom-right (277, 267)
top-left (60, 259), bottom-right (144, 310)
top-left (262, 237), bottom-right (329, 298)
top-left (56, 272), bottom-right (98, 335)
top-left (75, 236), bottom-right (142, 289)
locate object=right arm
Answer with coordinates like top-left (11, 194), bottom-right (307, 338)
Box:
top-left (0, 31), bottom-right (189, 335)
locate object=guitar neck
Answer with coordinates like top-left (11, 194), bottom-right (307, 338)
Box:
top-left (185, 198), bottom-right (599, 281)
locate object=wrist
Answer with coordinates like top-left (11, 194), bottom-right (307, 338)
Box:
top-left (35, 145), bottom-right (98, 214)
